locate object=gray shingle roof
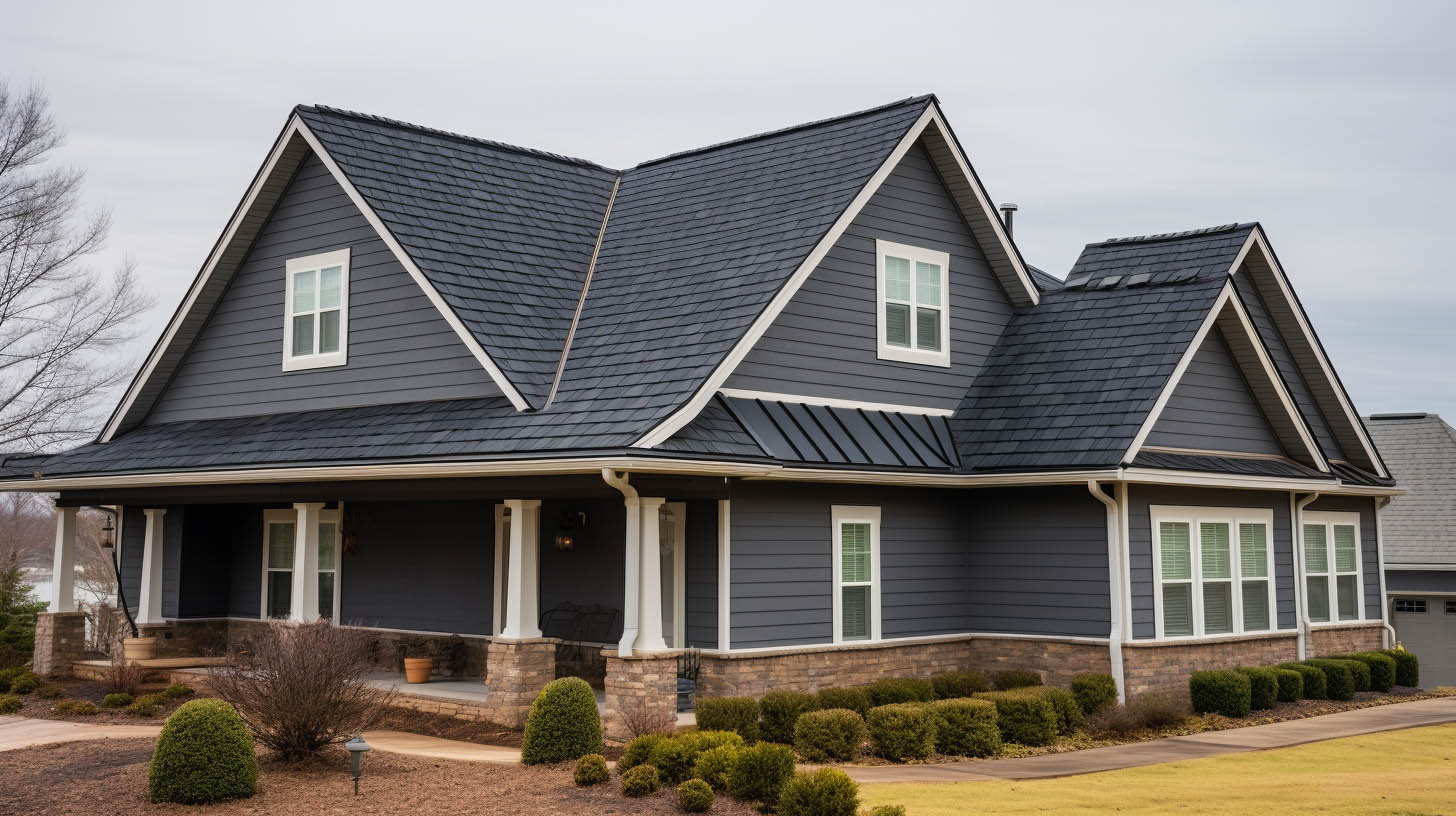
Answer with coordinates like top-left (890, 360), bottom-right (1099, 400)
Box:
top-left (1132, 450), bottom-right (1330, 480)
top-left (1063, 223), bottom-right (1255, 290)
top-left (1364, 414), bottom-right (1456, 564)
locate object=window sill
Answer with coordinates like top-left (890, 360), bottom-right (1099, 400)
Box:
top-left (876, 345), bottom-right (950, 368)
top-left (282, 352), bottom-right (348, 372)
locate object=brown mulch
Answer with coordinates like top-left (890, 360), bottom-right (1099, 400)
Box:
top-left (11, 678), bottom-right (193, 725)
top-left (373, 706), bottom-right (526, 748)
top-left (0, 738), bottom-right (758, 816)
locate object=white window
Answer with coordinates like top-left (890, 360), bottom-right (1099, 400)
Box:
top-left (1393, 599), bottom-right (1427, 614)
top-left (1303, 511), bottom-right (1363, 623)
top-left (283, 248), bottom-right (349, 371)
top-left (876, 240), bottom-right (950, 367)
top-left (832, 505), bottom-right (881, 643)
top-left (1152, 506), bottom-right (1275, 639)
top-left (260, 508), bottom-right (341, 619)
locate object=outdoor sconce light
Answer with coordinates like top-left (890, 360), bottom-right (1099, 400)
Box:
top-left (345, 736), bottom-right (371, 795)
top-left (554, 510), bottom-right (587, 552)
top-left (100, 516), bottom-right (115, 550)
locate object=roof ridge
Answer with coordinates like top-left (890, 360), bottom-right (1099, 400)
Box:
top-left (1090, 222), bottom-right (1256, 248)
top-left (297, 104), bottom-right (618, 172)
top-left (633, 94), bottom-right (937, 169)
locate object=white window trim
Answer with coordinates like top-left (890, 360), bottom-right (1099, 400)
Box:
top-left (665, 501), bottom-right (687, 650)
top-left (259, 507), bottom-right (341, 620)
top-left (282, 248), bottom-right (350, 371)
top-left (1151, 505), bottom-right (1276, 640)
top-left (1303, 510), bottom-right (1364, 624)
top-left (875, 239), bottom-right (950, 367)
top-left (831, 505), bottom-right (882, 644)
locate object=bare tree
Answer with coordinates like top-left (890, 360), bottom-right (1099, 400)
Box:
top-left (0, 491), bottom-right (49, 569)
top-left (0, 80), bottom-right (150, 453)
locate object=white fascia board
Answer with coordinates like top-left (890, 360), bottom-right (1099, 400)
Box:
top-left (717, 388), bottom-right (955, 417)
top-left (1121, 467), bottom-right (1404, 495)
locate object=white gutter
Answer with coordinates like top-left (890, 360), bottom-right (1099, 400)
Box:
top-left (1375, 496), bottom-right (1396, 648)
top-left (1292, 491), bottom-right (1321, 659)
top-left (1087, 480), bottom-right (1126, 703)
top-left (602, 468), bottom-right (640, 657)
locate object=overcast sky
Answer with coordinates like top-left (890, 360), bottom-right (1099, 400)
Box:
top-left (4, 0), bottom-right (1453, 422)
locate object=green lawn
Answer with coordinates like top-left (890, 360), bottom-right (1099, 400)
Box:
top-left (861, 723), bottom-right (1456, 816)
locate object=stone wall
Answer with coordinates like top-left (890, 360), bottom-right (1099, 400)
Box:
top-left (967, 638), bottom-right (1112, 687)
top-left (482, 638), bottom-right (558, 728)
top-left (1122, 633), bottom-right (1300, 696)
top-left (1308, 623), bottom-right (1386, 656)
top-left (602, 650), bottom-right (680, 741)
top-left (33, 612), bottom-right (87, 677)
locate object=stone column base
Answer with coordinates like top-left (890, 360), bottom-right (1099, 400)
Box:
top-left (483, 638), bottom-right (558, 728)
top-left (602, 649), bottom-right (681, 741)
top-left (33, 611), bottom-right (88, 677)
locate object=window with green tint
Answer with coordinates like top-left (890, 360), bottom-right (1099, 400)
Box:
top-left (284, 250), bottom-right (348, 368)
top-left (1156, 510), bottom-right (1272, 638)
top-left (841, 523), bottom-right (871, 583)
top-left (836, 514), bottom-right (876, 643)
top-left (1159, 521), bottom-right (1193, 636)
top-left (1201, 523), bottom-right (1230, 579)
top-left (265, 521), bottom-right (295, 619)
top-left (841, 585), bottom-right (870, 641)
top-left (1306, 576), bottom-right (1330, 623)
top-left (877, 241), bottom-right (948, 364)
top-left (1239, 523), bottom-right (1271, 631)
top-left (1304, 525), bottom-right (1328, 573)
top-left (1200, 523), bottom-right (1232, 634)
top-left (267, 523), bottom-right (295, 569)
top-left (1159, 522), bottom-right (1191, 580)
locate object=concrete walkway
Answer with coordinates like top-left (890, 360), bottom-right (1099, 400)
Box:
top-left (843, 696), bottom-right (1456, 783)
top-left (363, 730), bottom-right (521, 763)
top-left (0, 716), bottom-right (162, 751)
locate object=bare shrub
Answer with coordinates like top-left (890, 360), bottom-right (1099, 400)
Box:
top-left (101, 644), bottom-right (146, 695)
top-left (207, 621), bottom-right (395, 760)
top-left (617, 693), bottom-right (677, 739)
top-left (1085, 690), bottom-right (1191, 737)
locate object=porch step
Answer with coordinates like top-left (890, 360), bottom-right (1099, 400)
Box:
top-left (72, 656), bottom-right (227, 683)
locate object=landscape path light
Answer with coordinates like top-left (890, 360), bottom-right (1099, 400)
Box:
top-left (346, 735), bottom-right (371, 796)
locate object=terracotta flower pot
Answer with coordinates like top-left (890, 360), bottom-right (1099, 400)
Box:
top-left (122, 636), bottom-right (157, 661)
top-left (403, 657), bottom-right (434, 684)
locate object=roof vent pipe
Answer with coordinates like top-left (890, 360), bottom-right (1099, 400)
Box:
top-left (1000, 203), bottom-right (1018, 238)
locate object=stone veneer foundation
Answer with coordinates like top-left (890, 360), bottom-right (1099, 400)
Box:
top-left (1308, 623), bottom-right (1386, 655)
top-left (602, 649), bottom-right (681, 741)
top-left (33, 612), bottom-right (87, 677)
top-left (482, 638), bottom-right (559, 728)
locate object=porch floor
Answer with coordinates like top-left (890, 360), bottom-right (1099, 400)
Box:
top-left (363, 673), bottom-right (696, 726)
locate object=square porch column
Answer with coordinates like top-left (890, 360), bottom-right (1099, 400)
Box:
top-left (289, 502), bottom-right (324, 622)
top-left (636, 497), bottom-right (668, 652)
top-left (499, 499), bottom-right (542, 639)
top-left (485, 499), bottom-right (555, 729)
top-left (49, 506), bottom-right (78, 613)
top-left (136, 508), bottom-right (167, 624)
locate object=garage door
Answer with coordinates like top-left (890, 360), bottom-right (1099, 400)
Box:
top-left (1392, 597), bottom-right (1456, 686)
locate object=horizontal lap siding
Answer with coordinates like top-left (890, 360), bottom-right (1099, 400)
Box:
top-left (538, 499), bottom-right (625, 643)
top-left (119, 507), bottom-right (146, 617)
top-left (685, 499), bottom-right (719, 649)
top-left (1307, 495), bottom-right (1383, 620)
top-left (723, 141), bottom-right (1011, 411)
top-left (145, 152), bottom-right (499, 425)
top-left (1387, 570), bottom-right (1456, 593)
top-left (1146, 329), bottom-right (1285, 455)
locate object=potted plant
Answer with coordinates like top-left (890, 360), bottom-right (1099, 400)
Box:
top-left (400, 637), bottom-right (433, 684)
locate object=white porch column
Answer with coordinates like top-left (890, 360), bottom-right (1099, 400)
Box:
top-left (136, 509), bottom-right (167, 624)
top-left (290, 503), bottom-right (324, 622)
top-left (500, 499), bottom-right (542, 639)
top-left (49, 507), bottom-right (78, 613)
top-left (637, 497), bottom-right (668, 652)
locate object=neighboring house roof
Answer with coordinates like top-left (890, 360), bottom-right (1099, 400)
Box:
top-left (1364, 413), bottom-right (1456, 564)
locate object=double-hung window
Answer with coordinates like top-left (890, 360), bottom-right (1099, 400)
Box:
top-left (1152, 506), bottom-right (1275, 638)
top-left (283, 248), bottom-right (349, 370)
top-left (1303, 512), bottom-right (1363, 622)
top-left (260, 508), bottom-right (342, 620)
top-left (832, 505), bottom-right (881, 643)
top-left (876, 240), bottom-right (950, 367)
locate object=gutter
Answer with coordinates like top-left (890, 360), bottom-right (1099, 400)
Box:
top-left (602, 468), bottom-right (640, 657)
top-left (1086, 480), bottom-right (1127, 703)
top-left (1292, 491), bottom-right (1321, 659)
top-left (1374, 496), bottom-right (1397, 648)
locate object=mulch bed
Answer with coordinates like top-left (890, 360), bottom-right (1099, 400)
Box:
top-left (373, 706), bottom-right (525, 749)
top-left (9, 678), bottom-right (193, 725)
top-left (0, 738), bottom-right (756, 816)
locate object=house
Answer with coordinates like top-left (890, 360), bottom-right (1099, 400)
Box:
top-left (1365, 413), bottom-right (1456, 685)
top-left (3, 95), bottom-right (1400, 734)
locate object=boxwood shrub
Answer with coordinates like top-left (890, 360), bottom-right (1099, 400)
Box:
top-left (973, 691), bottom-right (1058, 746)
top-left (1341, 652), bottom-right (1397, 692)
top-left (992, 669), bottom-right (1043, 691)
top-left (148, 699), bottom-right (257, 804)
top-left (647, 736), bottom-right (697, 784)
top-left (778, 768), bottom-right (860, 816)
top-left (692, 744), bottom-right (741, 791)
top-left (1189, 670), bottom-right (1251, 717)
top-left (866, 677), bottom-right (935, 707)
top-left (1302, 659), bottom-right (1355, 700)
top-left (621, 764), bottom-right (660, 797)
top-left (1380, 648), bottom-right (1419, 687)
top-left (1036, 687), bottom-right (1084, 734)
top-left (8, 673), bottom-right (40, 695)
top-left (928, 698), bottom-right (1000, 757)
top-left (728, 742), bottom-right (796, 807)
top-left (1070, 673), bottom-right (1118, 715)
top-left (54, 699), bottom-right (99, 715)
top-left (793, 708), bottom-right (868, 762)
top-left (931, 670), bottom-right (991, 699)
top-left (1334, 658), bottom-right (1372, 692)
top-left (814, 686), bottom-right (872, 717)
top-left (102, 692), bottom-right (133, 708)
top-left (0, 694), bottom-right (20, 714)
top-left (1235, 667), bottom-right (1280, 710)
top-left (619, 733), bottom-right (667, 773)
top-left (1271, 668), bottom-right (1304, 702)
top-left (1278, 662), bottom-right (1327, 699)
top-left (866, 703), bottom-right (937, 761)
top-left (678, 778), bottom-right (715, 813)
top-left (520, 677), bottom-right (603, 764)
top-left (0, 666), bottom-right (23, 692)
top-left (696, 696), bottom-right (761, 743)
top-left (573, 754), bottom-right (609, 786)
top-left (760, 690), bottom-right (815, 744)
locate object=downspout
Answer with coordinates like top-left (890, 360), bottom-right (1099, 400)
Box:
top-left (1375, 496), bottom-right (1396, 648)
top-left (1293, 492), bottom-right (1321, 659)
top-left (603, 468), bottom-right (640, 657)
top-left (1087, 481), bottom-right (1126, 703)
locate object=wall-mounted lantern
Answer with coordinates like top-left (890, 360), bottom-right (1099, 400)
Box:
top-left (554, 510), bottom-right (587, 551)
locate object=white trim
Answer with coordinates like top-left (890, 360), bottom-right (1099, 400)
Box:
top-left (1087, 481), bottom-right (1126, 703)
top-left (831, 504), bottom-right (881, 644)
top-left (875, 239), bottom-right (951, 367)
top-left (1123, 287), bottom-right (1230, 465)
top-left (1221, 289), bottom-right (1328, 470)
top-left (635, 497), bottom-right (668, 652)
top-left (1374, 496), bottom-right (1395, 647)
top-left (137, 508), bottom-right (166, 624)
top-left (1122, 467), bottom-right (1338, 492)
top-left (1126, 628), bottom-right (1301, 647)
top-left (260, 509), bottom-right (295, 620)
top-left (1302, 510), bottom-right (1365, 624)
top-left (717, 499), bottom-right (731, 651)
top-left (1388, 591), bottom-right (1456, 598)
top-left (50, 507), bottom-right (79, 614)
top-left (717, 388), bottom-right (954, 417)
top-left (492, 503), bottom-right (508, 637)
top-left (499, 499), bottom-right (542, 640)
top-left (666, 501), bottom-right (687, 649)
top-left (281, 248), bottom-right (350, 371)
top-left (1149, 505), bottom-right (1276, 640)
top-left (1385, 563), bottom-right (1456, 571)
top-left (318, 506), bottom-right (342, 621)
top-left (699, 630), bottom-right (1108, 657)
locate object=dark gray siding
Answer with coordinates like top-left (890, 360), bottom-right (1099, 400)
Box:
top-left (1387, 570), bottom-right (1456, 593)
top-left (1145, 329), bottom-right (1285, 455)
top-left (685, 499), bottom-right (719, 649)
top-left (228, 508), bottom-right (264, 618)
top-left (161, 506), bottom-right (183, 619)
top-left (723, 141), bottom-right (1013, 411)
top-left (1128, 486), bottom-right (1296, 639)
top-left (178, 505), bottom-right (232, 618)
top-left (145, 152), bottom-right (500, 425)
top-left (538, 499), bottom-right (625, 643)
top-left (119, 507), bottom-right (145, 617)
top-left (1307, 495), bottom-right (1382, 620)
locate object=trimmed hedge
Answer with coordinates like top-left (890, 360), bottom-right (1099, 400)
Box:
top-left (619, 733), bottom-right (666, 773)
top-left (779, 768), bottom-right (860, 816)
top-left (0, 694), bottom-right (19, 714)
top-left (928, 698), bottom-right (1000, 757)
top-left (693, 744), bottom-right (741, 791)
top-left (974, 691), bottom-right (1058, 746)
top-left (678, 778), bottom-right (715, 813)
top-left (573, 754), bottom-right (609, 786)
top-left (866, 703), bottom-right (937, 761)
top-left (1070, 673), bottom-right (1118, 715)
top-left (1342, 652), bottom-right (1397, 692)
top-left (931, 671), bottom-right (991, 699)
top-left (163, 683), bottom-right (194, 699)
top-left (127, 693), bottom-right (165, 717)
top-left (1302, 659), bottom-right (1355, 701)
top-left (102, 692), bottom-right (133, 708)
top-left (760, 690), bottom-right (815, 744)
top-left (53, 699), bottom-right (99, 715)
top-left (1235, 667), bottom-right (1280, 710)
top-left (1381, 649), bottom-right (1420, 687)
top-left (148, 699), bottom-right (257, 804)
top-left (1189, 670), bottom-right (1251, 718)
top-left (1278, 663), bottom-right (1327, 699)
top-left (728, 743), bottom-right (796, 807)
top-left (621, 764), bottom-right (659, 797)
top-left (1036, 687), bottom-right (1083, 734)
top-left (793, 708), bottom-right (868, 762)
top-left (992, 669), bottom-right (1043, 690)
top-left (688, 729), bottom-right (746, 754)
top-left (1335, 658), bottom-right (1372, 692)
top-left (696, 696), bottom-right (761, 744)
top-left (814, 686), bottom-right (871, 717)
top-left (521, 677), bottom-right (603, 765)
top-left (1272, 668), bottom-right (1304, 702)
top-left (647, 736), bottom-right (696, 784)
top-left (866, 677), bottom-right (935, 707)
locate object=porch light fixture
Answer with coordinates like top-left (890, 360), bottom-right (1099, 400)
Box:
top-left (345, 736), bottom-right (371, 795)
top-left (100, 516), bottom-right (115, 550)
top-left (554, 510), bottom-right (587, 552)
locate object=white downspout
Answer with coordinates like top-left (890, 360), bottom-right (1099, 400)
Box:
top-left (1375, 496), bottom-right (1396, 648)
top-left (1087, 480), bottom-right (1126, 703)
top-left (603, 468), bottom-right (641, 657)
top-left (1293, 492), bottom-right (1321, 659)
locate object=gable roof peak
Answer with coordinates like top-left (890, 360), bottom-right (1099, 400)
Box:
top-left (1090, 221), bottom-right (1258, 249)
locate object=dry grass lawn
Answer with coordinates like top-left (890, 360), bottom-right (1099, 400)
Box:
top-left (861, 723), bottom-right (1456, 816)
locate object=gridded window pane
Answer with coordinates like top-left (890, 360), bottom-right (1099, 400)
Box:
top-left (1393, 599), bottom-right (1426, 614)
top-left (841, 585), bottom-right (870, 641)
top-left (319, 311), bottom-right (340, 354)
top-left (267, 572), bottom-right (292, 619)
top-left (1307, 576), bottom-right (1330, 622)
top-left (318, 573), bottom-right (335, 620)
top-left (1446, 600), bottom-right (1456, 615)
top-left (1203, 583), bottom-right (1233, 634)
top-left (1162, 583), bottom-right (1193, 637)
top-left (318, 523), bottom-right (338, 571)
top-left (319, 266), bottom-right (342, 309)
top-left (885, 303), bottom-right (911, 347)
top-left (884, 256), bottom-right (911, 300)
top-left (292, 270), bottom-right (316, 313)
top-left (1242, 580), bottom-right (1270, 630)
top-left (840, 523), bottom-right (871, 583)
top-left (1304, 525), bottom-right (1328, 573)
top-left (915, 308), bottom-right (940, 351)
top-left (1201, 523), bottom-right (1231, 579)
top-left (1239, 524), bottom-right (1268, 578)
top-left (1334, 525), bottom-right (1358, 573)
top-left (1159, 522), bottom-right (1191, 580)
top-left (292, 314), bottom-right (314, 356)
top-left (267, 523), bottom-right (295, 569)
top-left (914, 262), bottom-right (941, 307)
top-left (1337, 575), bottom-right (1360, 620)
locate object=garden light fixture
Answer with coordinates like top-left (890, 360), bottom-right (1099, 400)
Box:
top-left (345, 736), bottom-right (371, 795)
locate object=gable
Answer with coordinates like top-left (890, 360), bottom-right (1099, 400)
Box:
top-left (1144, 327), bottom-right (1286, 456)
top-left (720, 140), bottom-right (1014, 411)
top-left (144, 152), bottom-right (500, 425)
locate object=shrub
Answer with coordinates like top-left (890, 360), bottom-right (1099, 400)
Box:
top-left (1235, 667), bottom-right (1279, 710)
top-left (696, 696), bottom-right (760, 743)
top-left (620, 733), bottom-right (668, 773)
top-left (0, 694), bottom-right (19, 713)
top-left (865, 703), bottom-right (936, 761)
top-left (206, 621), bottom-right (395, 759)
top-left (693, 744), bottom-right (741, 791)
top-left (648, 736), bottom-right (697, 784)
top-left (521, 677), bottom-right (603, 765)
top-left (573, 753), bottom-right (609, 786)
top-left (1381, 648), bottom-right (1420, 687)
top-left (1335, 658), bottom-right (1372, 692)
top-left (163, 683), bottom-right (195, 699)
top-left (8, 672), bottom-right (39, 694)
top-left (1272, 668), bottom-right (1304, 702)
top-left (34, 685), bottom-right (61, 699)
top-left (1070, 673), bottom-right (1118, 715)
top-left (931, 671), bottom-right (991, 699)
top-left (974, 691), bottom-right (1058, 746)
top-left (1128, 691), bottom-right (1191, 730)
top-left (814, 686), bottom-right (871, 717)
top-left (1278, 663), bottom-right (1327, 700)
top-left (761, 690), bottom-right (816, 744)
top-left (688, 729), bottom-right (746, 754)
top-left (101, 692), bottom-right (133, 708)
top-left (1302, 660), bottom-right (1355, 700)
top-left (148, 699), bottom-right (257, 804)
top-left (779, 768), bottom-right (860, 816)
top-left (992, 669), bottom-right (1042, 690)
top-left (728, 742), bottom-right (796, 807)
top-left (53, 699), bottom-right (99, 715)
top-left (866, 677), bottom-right (935, 707)
top-left (1342, 652), bottom-right (1397, 692)
top-left (1034, 687), bottom-right (1083, 734)
top-left (928, 698), bottom-right (1000, 757)
top-left (866, 807), bottom-right (907, 816)
top-left (127, 693), bottom-right (165, 717)
top-left (617, 693), bottom-right (678, 739)
top-left (794, 708), bottom-right (869, 762)
top-left (678, 778), bottom-right (715, 813)
top-left (0, 666), bottom-right (23, 692)
top-left (101, 648), bottom-right (146, 696)
top-left (621, 763), bottom-right (660, 797)
top-left (1189, 670), bottom-right (1251, 717)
